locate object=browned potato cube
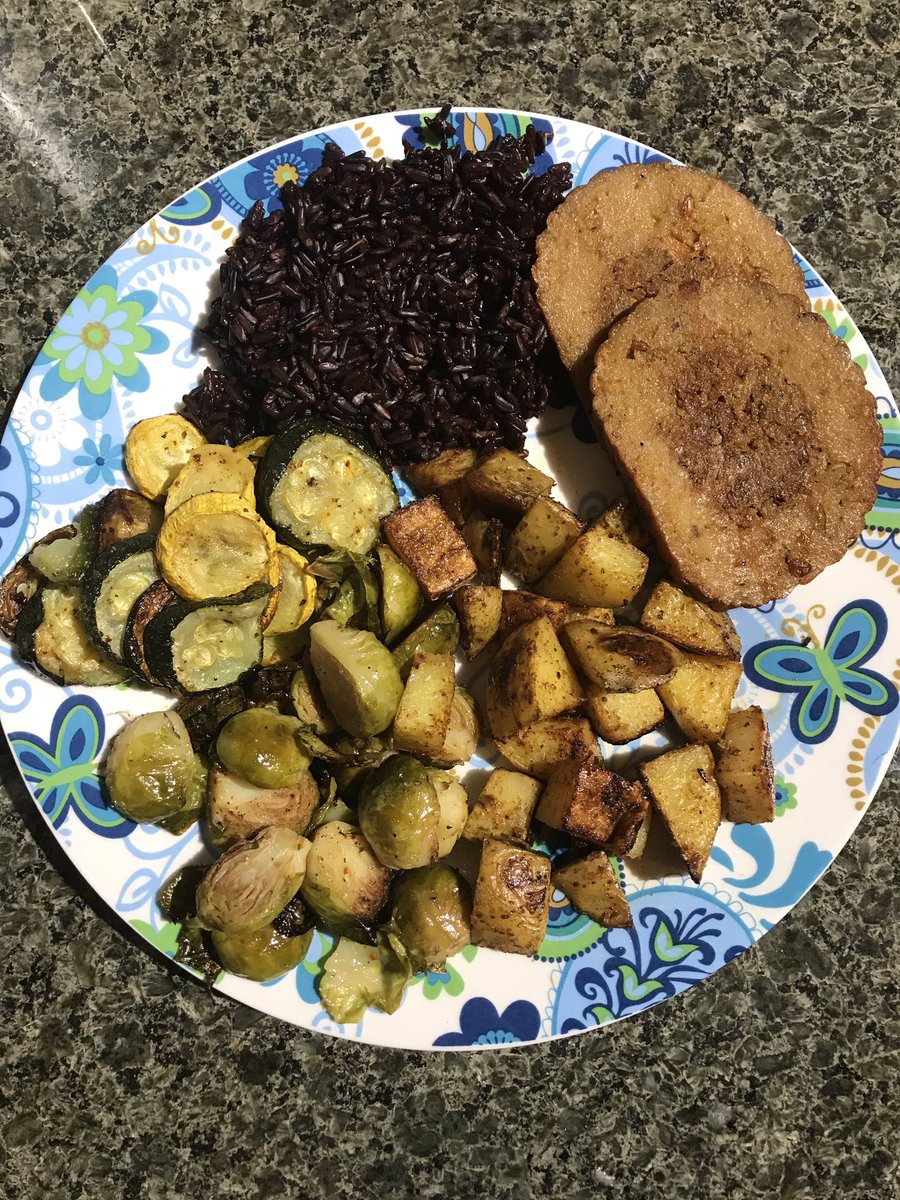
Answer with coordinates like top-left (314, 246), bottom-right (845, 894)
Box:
top-left (596, 496), bottom-right (653, 550)
top-left (466, 449), bottom-right (554, 523)
top-left (536, 759), bottom-right (631, 845)
top-left (496, 715), bottom-right (600, 780)
top-left (498, 589), bottom-right (613, 641)
top-left (603, 779), bottom-right (650, 855)
top-left (716, 705), bottom-right (775, 824)
top-left (552, 852), bottom-right (632, 928)
top-left (639, 744), bottom-right (721, 882)
top-left (562, 621), bottom-right (680, 692)
top-left (640, 579), bottom-right (741, 660)
top-left (471, 839), bottom-right (551, 955)
top-left (463, 768), bottom-right (542, 842)
top-left (658, 652), bottom-right (743, 742)
top-left (536, 522), bottom-right (649, 608)
top-left (492, 616), bottom-right (584, 727)
top-left (485, 678), bottom-right (520, 739)
top-left (383, 495), bottom-right (477, 600)
top-left (625, 807), bottom-right (652, 859)
top-left (461, 516), bottom-right (505, 585)
top-left (392, 653), bottom-right (456, 756)
top-left (584, 686), bottom-right (665, 744)
top-left (404, 449), bottom-right (477, 527)
top-left (453, 584), bottom-right (502, 659)
top-left (505, 498), bottom-right (584, 584)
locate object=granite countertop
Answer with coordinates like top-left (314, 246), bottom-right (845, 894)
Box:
top-left (1, 3), bottom-right (898, 1198)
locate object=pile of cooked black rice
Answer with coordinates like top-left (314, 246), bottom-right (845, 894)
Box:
top-left (184, 108), bottom-right (573, 463)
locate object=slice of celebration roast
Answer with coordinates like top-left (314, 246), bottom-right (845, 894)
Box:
top-left (533, 162), bottom-right (808, 396)
top-left (589, 276), bottom-right (882, 609)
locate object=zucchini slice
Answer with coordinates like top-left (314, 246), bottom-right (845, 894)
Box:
top-left (125, 413), bottom-right (206, 501)
top-left (29, 506), bottom-right (100, 586)
top-left (257, 420), bottom-right (398, 556)
top-left (81, 533), bottom-right (159, 663)
top-left (0, 554), bottom-right (40, 639)
top-left (265, 546), bottom-right (316, 636)
top-left (16, 585), bottom-right (129, 686)
top-left (96, 488), bottom-right (163, 549)
top-left (156, 492), bottom-right (279, 602)
top-left (122, 579), bottom-right (177, 685)
top-left (143, 585), bottom-right (271, 693)
top-left (164, 444), bottom-right (257, 515)
top-left (234, 435), bottom-right (272, 465)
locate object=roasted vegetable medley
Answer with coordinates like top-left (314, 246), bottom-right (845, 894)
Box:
top-left (1, 413), bottom-right (777, 1024)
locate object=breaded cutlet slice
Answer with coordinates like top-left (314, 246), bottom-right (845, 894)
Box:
top-left (589, 276), bottom-right (881, 609)
top-left (533, 162), bottom-right (808, 397)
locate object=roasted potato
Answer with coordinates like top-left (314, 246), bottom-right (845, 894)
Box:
top-left (496, 715), bottom-right (600, 781)
top-left (626, 807), bottom-right (652, 859)
top-left (596, 496), bottom-right (653, 550)
top-left (466, 449), bottom-right (554, 523)
top-left (603, 780), bottom-right (650, 856)
top-left (463, 768), bottom-right (543, 842)
top-left (461, 517), bottom-right (505, 585)
top-left (404, 449), bottom-right (477, 526)
top-left (536, 759), bottom-right (633, 846)
top-left (536, 522), bottom-right (649, 608)
top-left (471, 838), bottom-right (551, 956)
top-left (584, 686), bottom-right (665, 744)
top-left (562, 621), bottom-right (680, 692)
top-left (498, 589), bottom-right (613, 642)
top-left (716, 705), bottom-right (775, 824)
top-left (658, 652), bottom-right (743, 742)
top-left (490, 616), bottom-right (584, 728)
top-left (392, 653), bottom-right (456, 757)
top-left (640, 579), bottom-right (741, 660)
top-left (485, 677), bottom-right (520, 739)
top-left (453, 584), bottom-right (502, 659)
top-left (382, 495), bottom-right (477, 600)
top-left (639, 744), bottom-right (721, 881)
top-left (552, 851), bottom-right (632, 927)
top-left (505, 497), bottom-right (584, 584)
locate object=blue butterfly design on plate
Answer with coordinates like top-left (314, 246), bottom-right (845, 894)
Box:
top-left (743, 599), bottom-right (898, 745)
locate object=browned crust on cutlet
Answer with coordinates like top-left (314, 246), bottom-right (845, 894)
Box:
top-left (532, 162), bottom-right (808, 399)
top-left (589, 276), bottom-right (881, 609)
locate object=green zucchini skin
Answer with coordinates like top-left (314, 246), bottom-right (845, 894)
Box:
top-left (122, 579), bottom-right (176, 685)
top-left (29, 505), bottom-right (101, 586)
top-left (81, 533), bottom-right (158, 663)
top-left (15, 589), bottom-right (55, 680)
top-left (256, 419), bottom-right (398, 555)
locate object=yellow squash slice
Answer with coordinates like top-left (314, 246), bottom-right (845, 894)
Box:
top-left (124, 414), bottom-right (206, 501)
top-left (265, 546), bottom-right (316, 636)
top-left (164, 445), bottom-right (257, 515)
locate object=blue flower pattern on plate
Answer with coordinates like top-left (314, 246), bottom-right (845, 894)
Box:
top-left (434, 997), bottom-right (542, 1047)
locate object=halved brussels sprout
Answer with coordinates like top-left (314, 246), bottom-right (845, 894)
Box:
top-left (290, 660), bottom-right (337, 735)
top-left (386, 863), bottom-right (472, 973)
top-left (105, 710), bottom-right (196, 824)
top-left (309, 620), bottom-right (403, 739)
top-left (196, 825), bottom-right (310, 935)
top-left (431, 770), bottom-right (468, 857)
top-left (376, 544), bottom-right (423, 644)
top-left (158, 753), bottom-right (209, 835)
top-left (357, 754), bottom-right (440, 870)
top-left (211, 922), bottom-right (313, 982)
top-left (300, 820), bottom-right (390, 937)
top-left (318, 933), bottom-right (411, 1024)
top-left (206, 765), bottom-right (319, 846)
top-left (216, 708), bottom-right (310, 789)
top-left (391, 604), bottom-right (460, 680)
top-left (432, 687), bottom-right (480, 766)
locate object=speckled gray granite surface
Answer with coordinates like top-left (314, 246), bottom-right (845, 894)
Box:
top-left (0, 2), bottom-right (898, 1198)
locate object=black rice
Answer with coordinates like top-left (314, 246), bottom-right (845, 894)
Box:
top-left (188, 108), bottom-right (573, 463)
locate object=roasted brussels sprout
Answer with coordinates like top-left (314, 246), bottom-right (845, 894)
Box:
top-left (432, 687), bottom-right (480, 766)
top-left (376, 544), bottom-right (423, 644)
top-left (309, 620), bottom-right (403, 738)
top-left (175, 684), bottom-right (247, 756)
top-left (300, 820), bottom-right (391, 937)
top-left (196, 826), bottom-right (311, 935)
top-left (290, 660), bottom-right (337, 735)
top-left (211, 922), bottom-right (313, 982)
top-left (105, 710), bottom-right (196, 824)
top-left (306, 792), bottom-right (358, 834)
top-left (158, 753), bottom-right (209, 835)
top-left (206, 765), bottom-right (319, 846)
top-left (386, 863), bottom-right (472, 973)
top-left (357, 754), bottom-right (441, 870)
top-left (318, 933), bottom-right (411, 1024)
top-left (216, 708), bottom-right (310, 789)
top-left (431, 770), bottom-right (469, 857)
top-left (391, 604), bottom-right (460, 680)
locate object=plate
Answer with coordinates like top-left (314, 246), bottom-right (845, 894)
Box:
top-left (1, 108), bottom-right (897, 1051)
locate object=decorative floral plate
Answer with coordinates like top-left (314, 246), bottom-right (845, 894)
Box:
top-left (2, 109), bottom-right (898, 1051)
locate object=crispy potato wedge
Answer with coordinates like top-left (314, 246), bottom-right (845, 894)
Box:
top-left (466, 449), bottom-right (554, 523)
top-left (536, 759), bottom-right (633, 846)
top-left (392, 653), bottom-right (457, 757)
top-left (404, 449), bottom-right (478, 527)
top-left (562, 621), bottom-right (680, 692)
top-left (552, 851), bottom-right (632, 928)
top-left (639, 744), bottom-right (721, 881)
top-left (625, 807), bottom-right (652, 859)
top-left (471, 838), bottom-right (551, 955)
top-left (640, 579), bottom-right (741, 659)
top-left (505, 497), bottom-right (584, 584)
top-left (596, 497), bottom-right (653, 550)
top-left (536, 522), bottom-right (649, 608)
top-left (490, 616), bottom-right (584, 728)
top-left (383, 495), bottom-right (477, 600)
top-left (498, 589), bottom-right (613, 641)
top-left (461, 516), bottom-right (505, 585)
top-left (716, 705), bottom-right (775, 824)
top-left (603, 780), bottom-right (650, 855)
top-left (584, 686), bottom-right (665, 744)
top-left (496, 715), bottom-right (599, 781)
top-left (658, 652), bottom-right (743, 742)
top-left (463, 768), bottom-right (543, 842)
top-left (453, 584), bottom-right (502, 659)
